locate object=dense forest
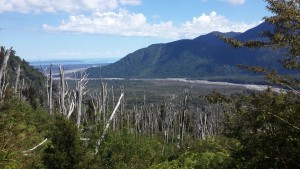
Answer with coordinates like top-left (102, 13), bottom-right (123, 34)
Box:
top-left (1, 0), bottom-right (300, 169)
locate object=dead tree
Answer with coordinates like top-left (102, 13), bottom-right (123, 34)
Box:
top-left (0, 47), bottom-right (12, 102)
top-left (179, 89), bottom-right (190, 146)
top-left (101, 82), bottom-right (108, 128)
top-left (112, 86), bottom-right (116, 132)
top-left (49, 64), bottom-right (53, 114)
top-left (95, 92), bottom-right (124, 153)
top-left (23, 138), bottom-right (48, 155)
top-left (59, 64), bottom-right (67, 116)
top-left (14, 64), bottom-right (20, 95)
top-left (52, 64), bottom-right (76, 118)
top-left (75, 70), bottom-right (88, 127)
top-left (66, 90), bottom-right (76, 119)
top-left (0, 47), bottom-right (12, 86)
top-left (41, 65), bottom-right (50, 112)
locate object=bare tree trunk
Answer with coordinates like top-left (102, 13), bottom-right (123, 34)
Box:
top-left (41, 65), bottom-right (50, 110)
top-left (20, 78), bottom-right (25, 100)
top-left (0, 47), bottom-right (12, 102)
top-left (101, 82), bottom-right (108, 128)
top-left (49, 64), bottom-right (53, 114)
top-left (0, 47), bottom-right (12, 87)
top-left (23, 138), bottom-right (48, 155)
top-left (14, 64), bottom-right (20, 95)
top-left (0, 78), bottom-right (8, 102)
top-left (66, 90), bottom-right (76, 119)
top-left (178, 89), bottom-right (190, 146)
top-left (59, 64), bottom-right (67, 116)
top-left (95, 92), bottom-right (124, 154)
top-left (76, 71), bottom-right (88, 128)
top-left (112, 86), bottom-right (116, 132)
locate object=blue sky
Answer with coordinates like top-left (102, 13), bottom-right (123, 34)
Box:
top-left (0, 0), bottom-right (270, 62)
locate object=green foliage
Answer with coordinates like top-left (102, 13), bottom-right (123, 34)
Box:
top-left (0, 47), bottom-right (47, 107)
top-left (220, 0), bottom-right (300, 87)
top-left (150, 137), bottom-right (236, 169)
top-left (219, 1), bottom-right (300, 168)
top-left (224, 90), bottom-right (300, 168)
top-left (0, 99), bottom-right (51, 168)
top-left (96, 133), bottom-right (163, 169)
top-left (264, 0), bottom-right (300, 70)
top-left (43, 116), bottom-right (87, 169)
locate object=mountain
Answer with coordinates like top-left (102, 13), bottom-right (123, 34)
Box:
top-left (0, 47), bottom-right (45, 88)
top-left (87, 22), bottom-right (282, 79)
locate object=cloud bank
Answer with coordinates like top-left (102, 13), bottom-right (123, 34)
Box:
top-left (0, 0), bottom-right (141, 13)
top-left (1, 0), bottom-right (256, 39)
top-left (43, 10), bottom-right (258, 39)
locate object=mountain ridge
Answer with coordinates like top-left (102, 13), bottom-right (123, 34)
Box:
top-left (87, 22), bottom-right (281, 80)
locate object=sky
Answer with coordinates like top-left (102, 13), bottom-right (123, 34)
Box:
top-left (0, 0), bottom-right (270, 63)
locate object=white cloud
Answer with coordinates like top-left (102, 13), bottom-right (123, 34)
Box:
top-left (44, 10), bottom-right (258, 39)
top-left (43, 9), bottom-right (178, 38)
top-left (228, 0), bottom-right (245, 5)
top-left (119, 0), bottom-right (142, 5)
top-left (221, 0), bottom-right (246, 6)
top-left (0, 0), bottom-right (140, 13)
top-left (181, 11), bottom-right (256, 38)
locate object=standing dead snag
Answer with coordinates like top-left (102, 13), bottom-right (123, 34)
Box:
top-left (66, 90), bottom-right (76, 119)
top-left (58, 65), bottom-right (76, 118)
top-left (0, 47), bottom-right (12, 86)
top-left (0, 47), bottom-right (12, 102)
top-left (179, 89), bottom-right (190, 146)
top-left (101, 82), bottom-right (108, 128)
top-left (75, 70), bottom-right (88, 128)
top-left (14, 64), bottom-right (20, 95)
top-left (49, 64), bottom-right (53, 114)
top-left (41, 66), bottom-right (48, 101)
top-left (59, 64), bottom-right (68, 116)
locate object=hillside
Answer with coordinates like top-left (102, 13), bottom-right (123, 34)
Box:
top-left (0, 47), bottom-right (46, 107)
top-left (87, 22), bottom-right (282, 79)
top-left (0, 47), bottom-right (45, 87)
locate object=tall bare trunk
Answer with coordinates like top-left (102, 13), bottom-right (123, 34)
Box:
top-left (0, 47), bottom-right (12, 102)
top-left (76, 71), bottom-right (88, 128)
top-left (59, 64), bottom-right (67, 116)
top-left (14, 64), bottom-right (20, 95)
top-left (49, 64), bottom-right (53, 114)
top-left (0, 47), bottom-right (12, 87)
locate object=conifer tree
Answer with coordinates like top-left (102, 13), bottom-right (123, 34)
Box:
top-left (220, 1), bottom-right (300, 168)
top-left (43, 116), bottom-right (86, 169)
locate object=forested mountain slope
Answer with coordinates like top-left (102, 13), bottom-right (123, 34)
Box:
top-left (0, 47), bottom-right (46, 107)
top-left (0, 47), bottom-right (45, 87)
top-left (87, 22), bottom-right (281, 79)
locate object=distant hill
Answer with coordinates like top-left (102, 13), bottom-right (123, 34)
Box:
top-left (0, 47), bottom-right (45, 87)
top-left (87, 22), bottom-right (283, 80)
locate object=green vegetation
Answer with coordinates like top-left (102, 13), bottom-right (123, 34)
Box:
top-left (0, 99), bottom-right (51, 168)
top-left (225, 90), bottom-right (300, 168)
top-left (43, 116), bottom-right (87, 169)
top-left (1, 0), bottom-right (300, 168)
